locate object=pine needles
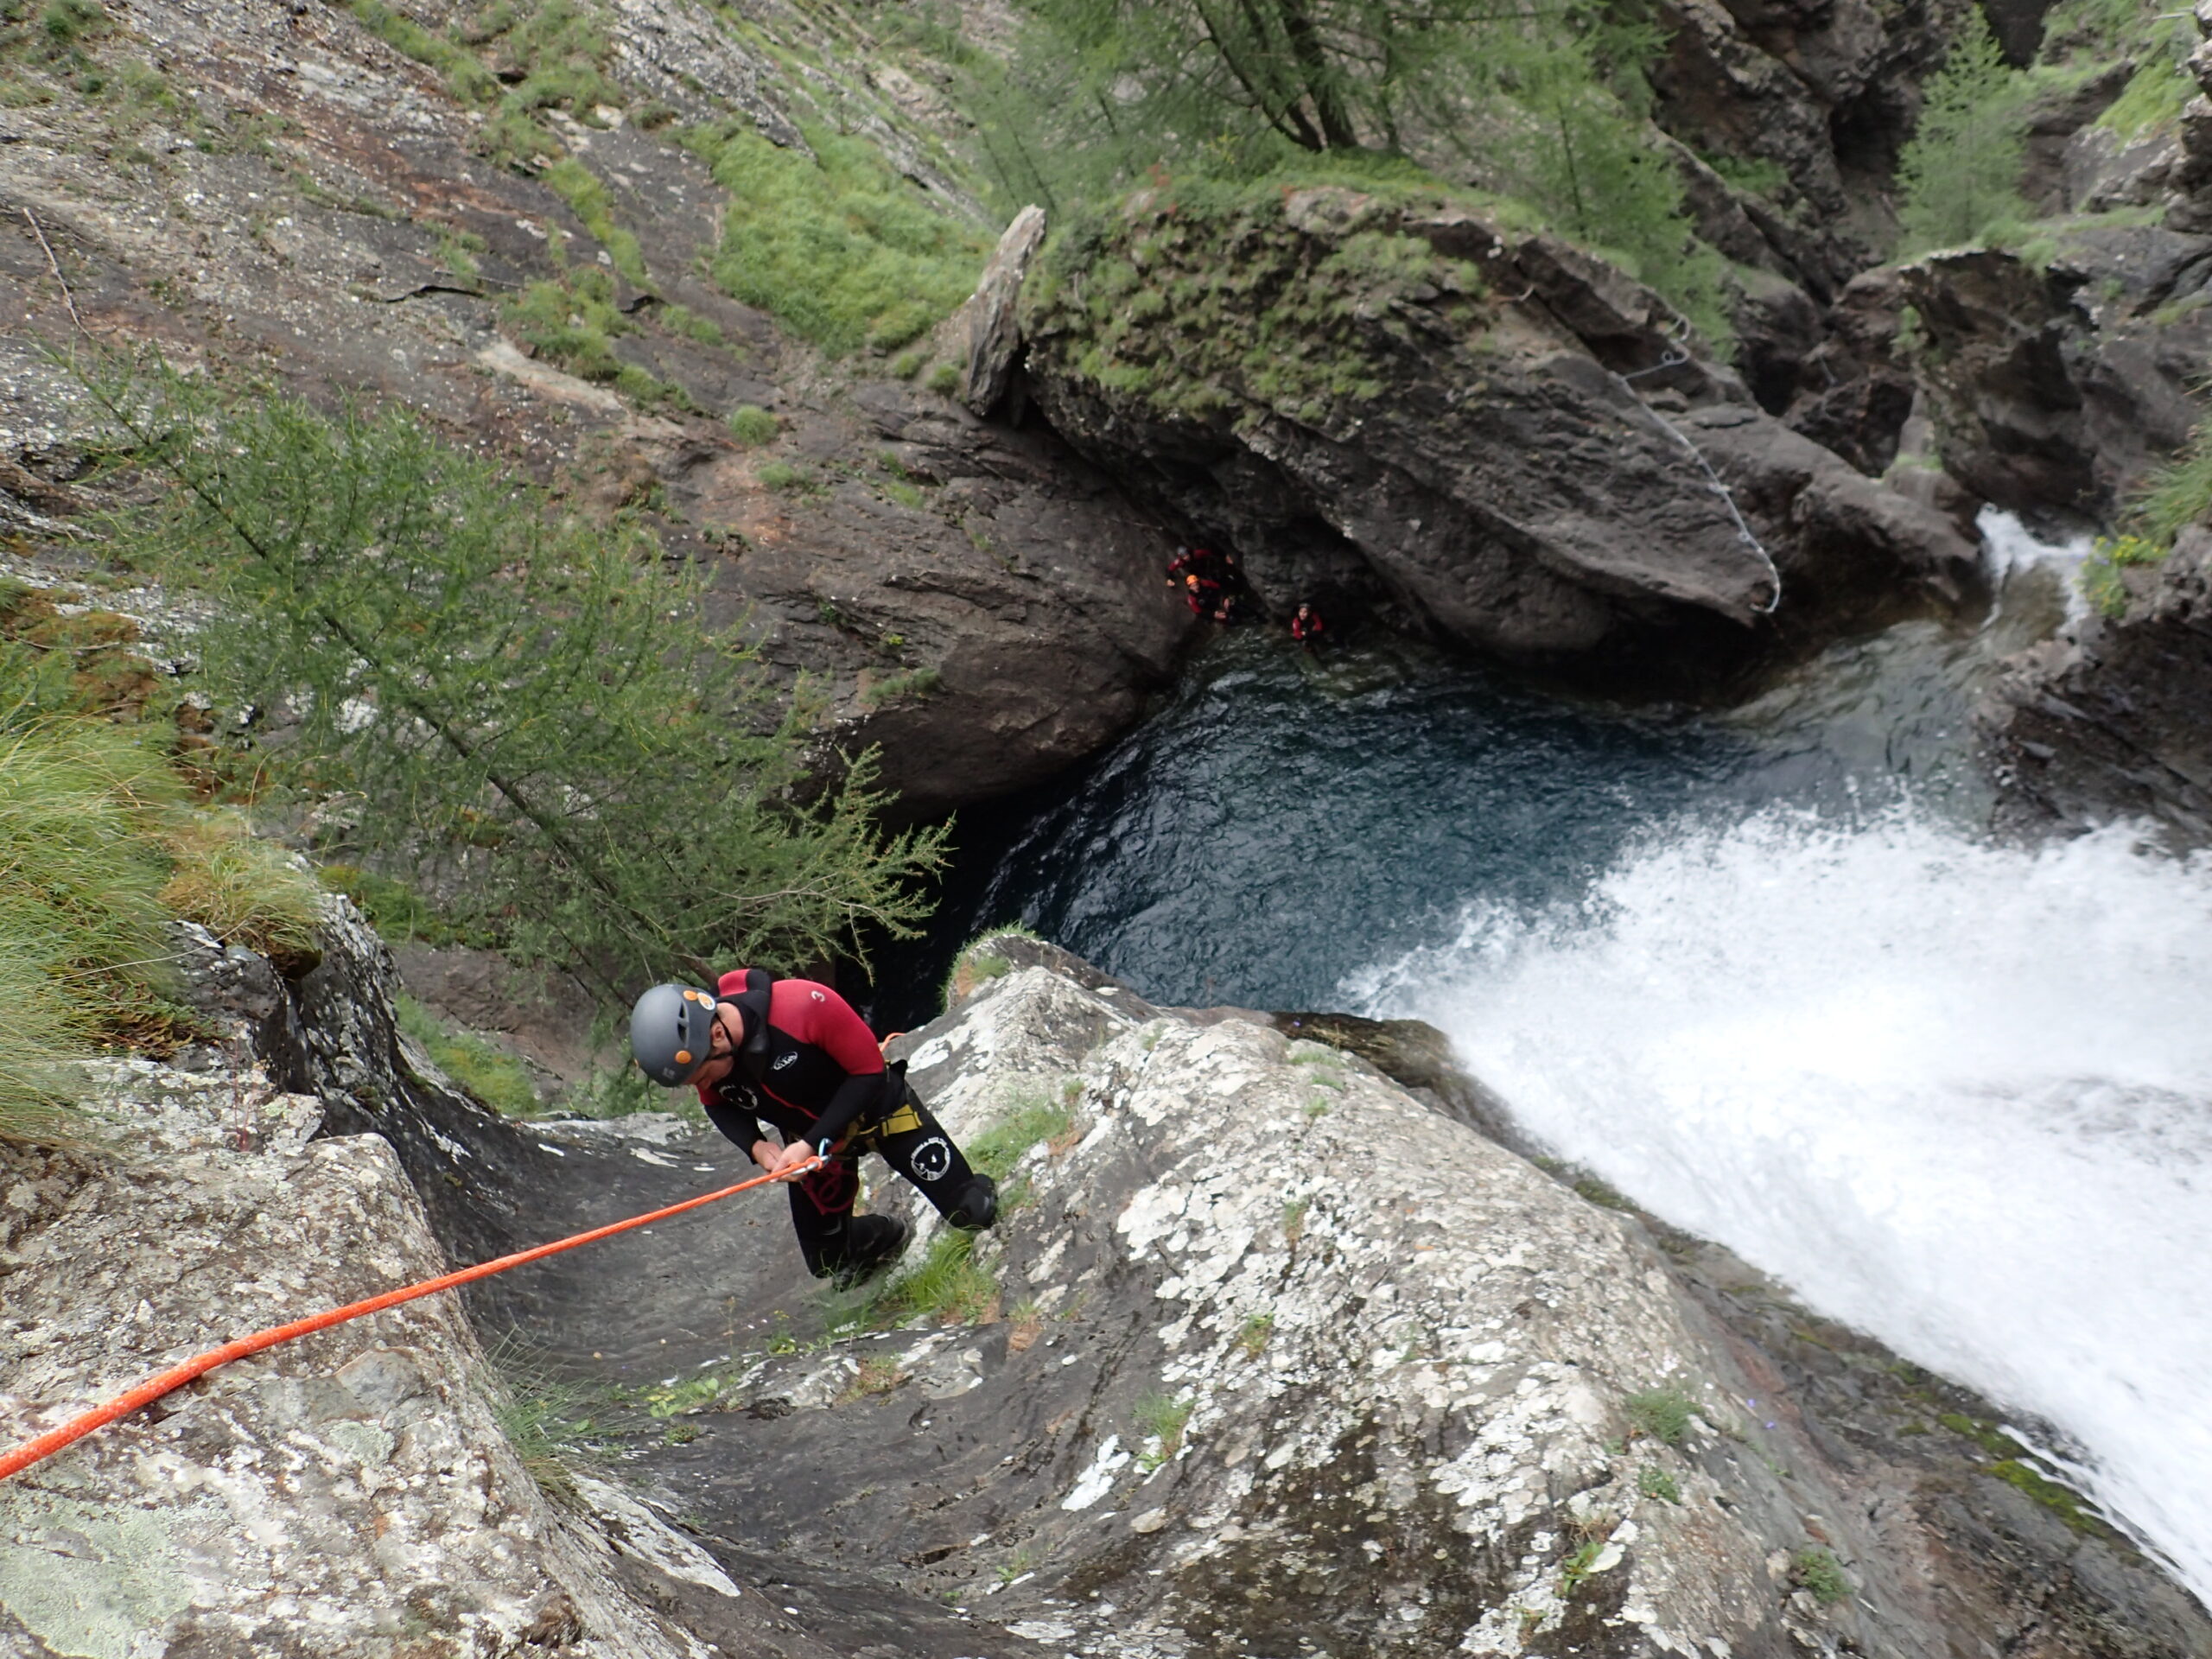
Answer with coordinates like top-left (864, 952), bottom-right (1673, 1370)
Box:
top-left (1895, 15), bottom-right (2031, 256)
top-left (85, 355), bottom-right (945, 1001)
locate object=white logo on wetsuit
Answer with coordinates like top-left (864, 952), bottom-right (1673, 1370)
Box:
top-left (909, 1136), bottom-right (952, 1182)
top-left (771, 1052), bottom-right (797, 1071)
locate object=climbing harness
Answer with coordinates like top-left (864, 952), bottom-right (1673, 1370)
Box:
top-left (0, 1153), bottom-right (823, 1484)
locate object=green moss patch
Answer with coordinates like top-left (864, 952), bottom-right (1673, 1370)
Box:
top-left (1026, 174), bottom-right (1491, 429)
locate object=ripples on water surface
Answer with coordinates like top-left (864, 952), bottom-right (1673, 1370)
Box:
top-left (914, 520), bottom-right (2212, 1599)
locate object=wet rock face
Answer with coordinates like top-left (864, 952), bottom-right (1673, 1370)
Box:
top-left (0, 1063), bottom-right (768, 1658)
top-left (1982, 524), bottom-right (2212, 846)
top-left (643, 956), bottom-right (1904, 1656)
top-left (1020, 185), bottom-right (1974, 683)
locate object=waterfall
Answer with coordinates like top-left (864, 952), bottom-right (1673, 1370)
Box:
top-left (1353, 807), bottom-right (2212, 1599)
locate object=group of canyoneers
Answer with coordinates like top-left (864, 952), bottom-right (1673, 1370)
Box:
top-left (1166, 544), bottom-right (1329, 652)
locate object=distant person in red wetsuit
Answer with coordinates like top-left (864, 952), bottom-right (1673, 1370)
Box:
top-left (629, 974), bottom-right (996, 1286)
top-left (1290, 602), bottom-right (1327, 652)
top-left (1182, 572), bottom-right (1221, 615)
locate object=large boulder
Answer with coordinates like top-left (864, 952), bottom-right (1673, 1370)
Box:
top-left (1019, 184), bottom-right (1977, 684)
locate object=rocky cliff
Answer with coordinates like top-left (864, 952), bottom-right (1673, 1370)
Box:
top-left (17, 909), bottom-right (2191, 1656)
top-left (0, 0), bottom-right (1196, 819)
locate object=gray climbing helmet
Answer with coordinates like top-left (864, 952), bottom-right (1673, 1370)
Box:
top-left (630, 982), bottom-right (718, 1086)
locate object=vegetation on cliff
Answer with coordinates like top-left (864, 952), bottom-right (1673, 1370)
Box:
top-left (0, 582), bottom-right (320, 1143)
top-left (86, 361), bottom-right (945, 1001)
top-left (1026, 169), bottom-right (1498, 424)
top-left (958, 0), bottom-right (1729, 340)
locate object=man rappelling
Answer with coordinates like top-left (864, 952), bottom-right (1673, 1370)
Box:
top-left (629, 972), bottom-right (998, 1287)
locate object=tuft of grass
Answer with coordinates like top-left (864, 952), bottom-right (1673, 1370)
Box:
top-left (688, 122), bottom-right (987, 356)
top-left (836, 1353), bottom-right (905, 1402)
top-left (160, 810), bottom-right (322, 973)
top-left (2126, 419), bottom-right (2212, 550)
top-left (943, 925), bottom-right (1039, 1006)
top-left (1625, 1388), bottom-right (1696, 1447)
top-left (1637, 1465), bottom-right (1681, 1504)
top-left (2078, 532), bottom-right (2168, 618)
top-left (1281, 1197), bottom-right (1309, 1243)
top-left (890, 350), bottom-right (927, 379)
top-left (1236, 1310), bottom-right (1274, 1357)
top-left (1572, 1174), bottom-right (1636, 1212)
top-left (658, 303), bottom-right (725, 346)
top-left (926, 362), bottom-right (961, 396)
top-left (1134, 1391), bottom-right (1192, 1470)
top-left (964, 1089), bottom-right (1075, 1180)
top-left (860, 666), bottom-right (942, 706)
top-left (484, 1334), bottom-right (604, 1502)
top-left (725, 404), bottom-right (779, 446)
top-left (504, 271), bottom-right (626, 382)
top-left (395, 993), bottom-right (543, 1117)
top-left (755, 460), bottom-right (817, 493)
top-left (542, 157), bottom-right (647, 286)
top-left (1791, 1547), bottom-right (1849, 1605)
top-left (863, 1226), bottom-right (1000, 1328)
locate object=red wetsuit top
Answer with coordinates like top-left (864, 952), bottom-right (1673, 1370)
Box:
top-left (692, 969), bottom-right (890, 1158)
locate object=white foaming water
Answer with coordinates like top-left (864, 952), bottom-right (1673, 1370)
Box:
top-left (1351, 810), bottom-right (2212, 1598)
top-left (1979, 505), bottom-right (2094, 626)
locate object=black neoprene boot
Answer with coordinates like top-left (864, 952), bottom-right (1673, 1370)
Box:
top-left (949, 1173), bottom-right (999, 1230)
top-left (830, 1212), bottom-right (911, 1289)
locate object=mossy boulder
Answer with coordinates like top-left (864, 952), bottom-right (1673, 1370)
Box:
top-left (1020, 178), bottom-right (1978, 683)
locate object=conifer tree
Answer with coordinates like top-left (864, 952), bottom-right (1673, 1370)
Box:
top-left (87, 362), bottom-right (944, 998)
top-left (1895, 14), bottom-right (2030, 254)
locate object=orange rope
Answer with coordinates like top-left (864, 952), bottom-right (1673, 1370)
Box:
top-left (0, 1154), bottom-right (821, 1484)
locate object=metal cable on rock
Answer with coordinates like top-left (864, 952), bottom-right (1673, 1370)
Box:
top-left (1608, 355), bottom-right (1783, 617)
top-left (0, 1154), bottom-right (822, 1484)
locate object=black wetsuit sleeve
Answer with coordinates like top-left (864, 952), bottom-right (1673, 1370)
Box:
top-left (808, 1072), bottom-right (887, 1152)
top-left (702, 1095), bottom-right (769, 1160)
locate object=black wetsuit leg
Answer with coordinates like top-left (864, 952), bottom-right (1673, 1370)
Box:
top-left (785, 1155), bottom-right (862, 1278)
top-left (872, 1088), bottom-right (995, 1227)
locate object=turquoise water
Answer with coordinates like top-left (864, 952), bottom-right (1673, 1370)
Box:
top-left (934, 610), bottom-right (2011, 1013)
top-left (893, 525), bottom-right (2212, 1601)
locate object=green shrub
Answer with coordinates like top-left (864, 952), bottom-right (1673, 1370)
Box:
top-left (1896, 15), bottom-right (2030, 255)
top-left (1625, 1387), bottom-right (1696, 1446)
top-left (860, 665), bottom-right (941, 705)
top-left (926, 362), bottom-right (961, 396)
top-left (99, 358), bottom-right (946, 1001)
top-left (690, 124), bottom-right (987, 356)
top-left (2078, 532), bottom-right (2168, 617)
top-left (890, 350), bottom-right (928, 379)
top-left (1791, 1547), bottom-right (1849, 1605)
top-left (395, 994), bottom-right (542, 1116)
top-left (1134, 1391), bottom-right (1192, 1469)
top-left (1236, 1311), bottom-right (1274, 1357)
top-left (1637, 1465), bottom-right (1681, 1504)
top-left (726, 404), bottom-right (779, 446)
